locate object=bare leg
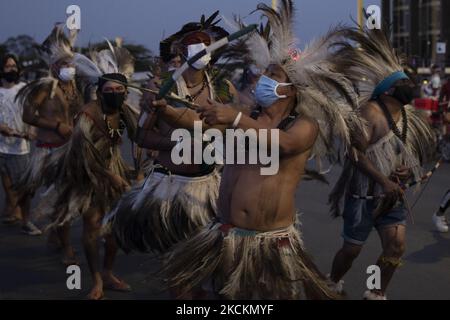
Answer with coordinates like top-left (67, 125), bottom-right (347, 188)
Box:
top-left (47, 228), bottom-right (62, 251)
top-left (102, 234), bottom-right (131, 292)
top-left (58, 223), bottom-right (78, 266)
top-left (373, 225), bottom-right (406, 296)
top-left (330, 242), bottom-right (363, 283)
top-left (18, 194), bottom-right (30, 225)
top-left (1, 174), bottom-right (21, 221)
top-left (82, 207), bottom-right (103, 300)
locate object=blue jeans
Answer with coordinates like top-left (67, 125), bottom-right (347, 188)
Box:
top-left (342, 196), bottom-right (407, 245)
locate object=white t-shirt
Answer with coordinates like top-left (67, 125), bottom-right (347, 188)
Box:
top-left (431, 74), bottom-right (441, 90)
top-left (0, 82), bottom-right (30, 155)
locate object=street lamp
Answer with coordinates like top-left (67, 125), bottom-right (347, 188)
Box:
top-left (272, 0), bottom-right (277, 9)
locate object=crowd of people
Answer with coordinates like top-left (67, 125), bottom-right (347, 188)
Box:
top-left (0, 0), bottom-right (448, 300)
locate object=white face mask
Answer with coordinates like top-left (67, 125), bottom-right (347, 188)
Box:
top-left (187, 43), bottom-right (211, 70)
top-left (59, 67), bottom-right (76, 82)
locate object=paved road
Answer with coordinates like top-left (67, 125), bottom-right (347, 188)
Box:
top-left (0, 153), bottom-right (449, 300)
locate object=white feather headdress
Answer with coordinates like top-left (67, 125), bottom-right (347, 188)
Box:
top-left (40, 24), bottom-right (78, 65)
top-left (235, 0), bottom-right (365, 165)
top-left (73, 39), bottom-right (135, 88)
top-left (16, 25), bottom-right (79, 105)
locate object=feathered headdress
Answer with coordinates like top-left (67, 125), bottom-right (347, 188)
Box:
top-left (327, 25), bottom-right (409, 107)
top-left (160, 11), bottom-right (229, 64)
top-left (327, 24), bottom-right (436, 163)
top-left (16, 24), bottom-right (79, 105)
top-left (73, 39), bottom-right (135, 90)
top-left (220, 16), bottom-right (270, 73)
top-left (73, 40), bottom-right (142, 116)
top-left (39, 23), bottom-right (78, 65)
top-left (236, 0), bottom-right (365, 166)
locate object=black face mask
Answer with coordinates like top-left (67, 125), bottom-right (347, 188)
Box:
top-left (392, 85), bottom-right (414, 106)
top-left (2, 71), bottom-right (19, 83)
top-left (102, 92), bottom-right (125, 110)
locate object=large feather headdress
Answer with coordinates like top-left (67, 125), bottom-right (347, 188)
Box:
top-left (327, 25), bottom-right (408, 107)
top-left (73, 40), bottom-right (135, 87)
top-left (40, 23), bottom-right (78, 65)
top-left (236, 0), bottom-right (365, 166)
top-left (72, 40), bottom-right (142, 115)
top-left (160, 11), bottom-right (229, 64)
top-left (16, 24), bottom-right (79, 105)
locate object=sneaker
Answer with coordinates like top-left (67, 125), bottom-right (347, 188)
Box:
top-left (363, 290), bottom-right (387, 300)
top-left (432, 213), bottom-right (449, 233)
top-left (327, 274), bottom-right (344, 294)
top-left (21, 222), bottom-right (42, 236)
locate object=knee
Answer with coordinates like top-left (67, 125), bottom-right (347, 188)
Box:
top-left (386, 240), bottom-right (406, 258)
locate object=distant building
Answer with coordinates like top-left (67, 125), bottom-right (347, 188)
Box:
top-left (382, 0), bottom-right (450, 72)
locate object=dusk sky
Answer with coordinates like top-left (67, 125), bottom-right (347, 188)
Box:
top-left (0, 0), bottom-right (381, 53)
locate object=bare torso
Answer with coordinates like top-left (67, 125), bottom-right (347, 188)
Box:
top-left (365, 100), bottom-right (402, 145)
top-left (156, 79), bottom-right (216, 175)
top-left (33, 82), bottom-right (82, 145)
top-left (219, 149), bottom-right (310, 231)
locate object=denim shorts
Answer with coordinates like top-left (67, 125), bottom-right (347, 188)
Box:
top-left (342, 196), bottom-right (407, 245)
top-left (0, 152), bottom-right (30, 187)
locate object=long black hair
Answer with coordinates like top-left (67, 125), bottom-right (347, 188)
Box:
top-left (1, 53), bottom-right (20, 83)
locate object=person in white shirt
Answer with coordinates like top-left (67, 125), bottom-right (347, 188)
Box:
top-left (0, 54), bottom-right (40, 235)
top-left (430, 64), bottom-right (442, 99)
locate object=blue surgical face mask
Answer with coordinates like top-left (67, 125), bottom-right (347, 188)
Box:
top-left (254, 75), bottom-right (292, 108)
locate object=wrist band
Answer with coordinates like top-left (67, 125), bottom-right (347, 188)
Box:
top-left (232, 112), bottom-right (243, 128)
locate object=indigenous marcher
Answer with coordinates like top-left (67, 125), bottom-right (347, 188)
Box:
top-left (15, 24), bottom-right (84, 256)
top-left (154, 0), bottom-right (364, 300)
top-left (0, 54), bottom-right (36, 234)
top-left (39, 42), bottom-right (139, 300)
top-left (327, 25), bottom-right (436, 300)
top-left (109, 11), bottom-right (237, 255)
